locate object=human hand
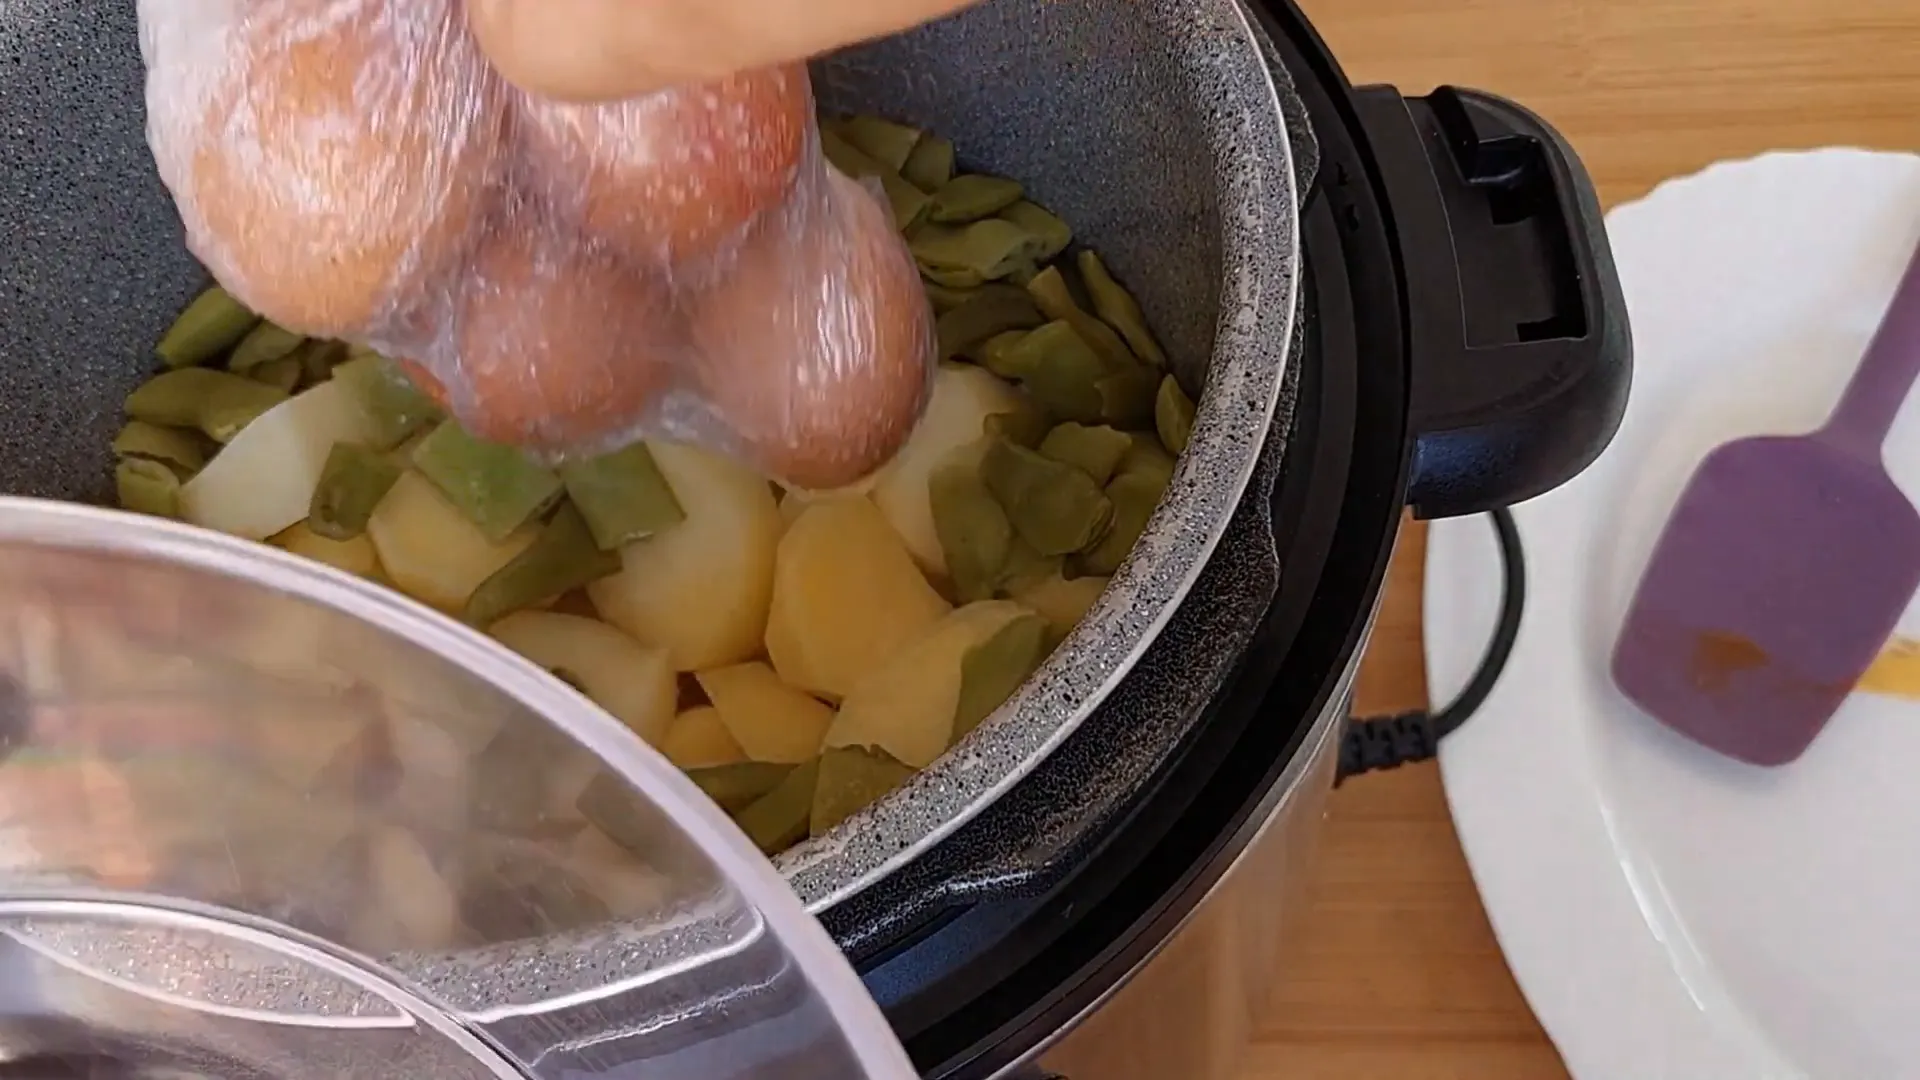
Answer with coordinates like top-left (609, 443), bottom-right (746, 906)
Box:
top-left (466, 0), bottom-right (980, 101)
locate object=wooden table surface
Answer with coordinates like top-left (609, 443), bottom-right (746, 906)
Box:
top-left (1243, 0), bottom-right (1920, 1076)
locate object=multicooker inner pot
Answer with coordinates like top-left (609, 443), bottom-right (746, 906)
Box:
top-left (0, 0), bottom-right (1629, 1075)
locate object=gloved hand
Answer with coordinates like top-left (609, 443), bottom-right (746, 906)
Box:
top-left (465, 0), bottom-right (980, 101)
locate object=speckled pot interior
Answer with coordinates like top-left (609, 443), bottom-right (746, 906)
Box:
top-left (0, 0), bottom-right (1303, 913)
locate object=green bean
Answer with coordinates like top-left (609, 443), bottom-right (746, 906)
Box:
top-left (227, 321), bottom-right (306, 373)
top-left (248, 356), bottom-right (303, 393)
top-left (819, 127), bottom-right (931, 231)
top-left (115, 459), bottom-right (181, 518)
top-left (112, 421), bottom-right (207, 475)
top-left (409, 422), bottom-right (565, 542)
top-left (1026, 267), bottom-right (1136, 368)
top-left (952, 612), bottom-right (1049, 739)
top-left (830, 115), bottom-right (923, 170)
top-left (577, 774), bottom-right (661, 855)
top-left (1039, 422), bottom-right (1133, 486)
top-left (297, 340), bottom-right (349, 386)
top-left (999, 321), bottom-right (1108, 422)
top-left (980, 438), bottom-right (1114, 557)
top-left (308, 443), bottom-right (402, 541)
top-left (923, 280), bottom-right (978, 314)
top-left (929, 456), bottom-right (1014, 603)
top-left (901, 134), bottom-right (956, 192)
top-left (559, 443), bottom-right (686, 551)
top-left (1081, 467), bottom-right (1169, 576)
top-left (155, 285), bottom-right (258, 369)
top-left (1077, 251), bottom-right (1168, 368)
top-left (936, 284), bottom-right (1043, 360)
top-left (684, 762), bottom-right (797, 814)
top-left (1119, 432), bottom-right (1177, 485)
top-left (812, 746), bottom-right (914, 836)
top-left (124, 368), bottom-right (289, 443)
top-left (928, 175), bottom-right (1025, 224)
top-left (998, 536), bottom-right (1062, 595)
top-left (910, 219), bottom-right (1046, 285)
top-left (1092, 366), bottom-right (1160, 429)
top-left (331, 353), bottom-right (442, 451)
top-left (465, 502), bottom-right (623, 627)
top-left (1155, 374), bottom-right (1197, 455)
top-left (732, 758), bottom-right (820, 854)
top-left (998, 201), bottom-right (1073, 263)
top-left (968, 330), bottom-right (1038, 381)
top-left (982, 397), bottom-right (1051, 448)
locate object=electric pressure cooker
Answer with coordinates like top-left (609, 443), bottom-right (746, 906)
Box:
top-left (0, 0), bottom-right (1628, 1075)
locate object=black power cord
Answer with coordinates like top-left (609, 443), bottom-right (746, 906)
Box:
top-left (1336, 508), bottom-right (1525, 784)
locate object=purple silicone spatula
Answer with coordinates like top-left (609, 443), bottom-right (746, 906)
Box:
top-left (1611, 238), bottom-right (1920, 766)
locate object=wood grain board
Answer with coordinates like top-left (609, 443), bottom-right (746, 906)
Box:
top-left (1244, 0), bottom-right (1920, 1076)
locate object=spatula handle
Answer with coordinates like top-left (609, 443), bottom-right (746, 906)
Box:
top-left (1821, 236), bottom-right (1920, 458)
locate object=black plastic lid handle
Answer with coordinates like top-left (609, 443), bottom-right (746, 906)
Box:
top-left (1355, 85), bottom-right (1632, 519)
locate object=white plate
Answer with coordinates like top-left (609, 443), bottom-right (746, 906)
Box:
top-left (1427, 149), bottom-right (1920, 1080)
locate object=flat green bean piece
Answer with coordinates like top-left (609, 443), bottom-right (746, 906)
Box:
top-left (982, 400), bottom-right (1051, 448)
top-left (156, 285), bottom-right (259, 369)
top-left (116, 459), bottom-right (182, 518)
top-left (952, 613), bottom-right (1049, 740)
top-left (1026, 267), bottom-right (1136, 368)
top-left (928, 175), bottom-right (1025, 224)
top-left (1155, 374), bottom-right (1198, 455)
top-left (559, 443), bottom-right (686, 551)
top-left (732, 758), bottom-right (820, 854)
top-left (831, 115), bottom-right (923, 170)
top-left (1077, 250), bottom-right (1169, 368)
top-left (929, 456), bottom-right (1014, 603)
top-left (980, 438), bottom-right (1115, 557)
top-left (1094, 366), bottom-right (1160, 429)
top-left (308, 443), bottom-right (402, 541)
top-left (998, 201), bottom-right (1073, 263)
top-left (910, 220), bottom-right (1045, 284)
top-left (685, 762), bottom-right (797, 814)
top-left (112, 421), bottom-right (207, 475)
top-left (227, 321), bottom-right (307, 373)
top-left (1001, 321), bottom-right (1111, 423)
top-left (1039, 422), bottom-right (1133, 486)
top-left (249, 356), bottom-right (303, 394)
top-left (901, 134), bottom-right (956, 193)
top-left (297, 340), bottom-right (349, 386)
top-left (812, 746), bottom-right (915, 837)
top-left (410, 422), bottom-right (565, 542)
top-left (577, 774), bottom-right (660, 855)
top-left (819, 127), bottom-right (930, 231)
top-left (1081, 467), bottom-right (1169, 576)
top-left (920, 265), bottom-right (986, 290)
top-left (331, 354), bottom-right (443, 451)
top-left (923, 280), bottom-right (978, 315)
top-left (999, 536), bottom-right (1061, 595)
top-left (465, 502), bottom-right (623, 627)
top-left (125, 368), bottom-right (290, 444)
top-left (968, 331), bottom-right (1038, 381)
top-left (935, 284), bottom-right (1043, 360)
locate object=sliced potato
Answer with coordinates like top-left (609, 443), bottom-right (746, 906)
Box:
top-left (870, 363), bottom-right (1028, 576)
top-left (1013, 573), bottom-right (1109, 636)
top-left (660, 706), bottom-right (747, 769)
top-left (588, 442), bottom-right (782, 672)
top-left (490, 611), bottom-right (677, 747)
top-left (367, 469), bottom-right (537, 613)
top-left (696, 661), bottom-right (835, 764)
top-left (826, 600), bottom-right (1036, 768)
top-left (765, 496), bottom-right (951, 700)
top-left (179, 378), bottom-right (381, 540)
top-left (272, 521), bottom-right (382, 579)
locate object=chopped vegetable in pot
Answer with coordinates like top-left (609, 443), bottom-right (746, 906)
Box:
top-left (95, 114), bottom-right (1204, 902)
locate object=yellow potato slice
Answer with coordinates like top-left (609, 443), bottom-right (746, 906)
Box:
top-left (272, 521), bottom-right (382, 580)
top-left (870, 363), bottom-right (1027, 576)
top-left (367, 470), bottom-right (537, 613)
top-left (490, 611), bottom-right (677, 747)
top-left (588, 442), bottom-right (783, 672)
top-left (826, 600), bottom-right (1037, 768)
top-left (695, 661), bottom-right (834, 764)
top-left (765, 496), bottom-right (951, 700)
top-left (180, 378), bottom-right (382, 541)
top-left (660, 706), bottom-right (747, 769)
